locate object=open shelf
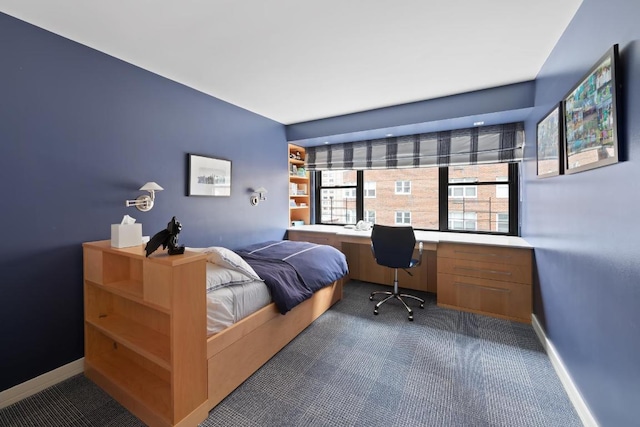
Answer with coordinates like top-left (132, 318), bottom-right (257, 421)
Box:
top-left (86, 315), bottom-right (171, 370)
top-left (86, 351), bottom-right (171, 422)
top-left (83, 240), bottom-right (208, 427)
top-left (289, 143), bottom-right (311, 226)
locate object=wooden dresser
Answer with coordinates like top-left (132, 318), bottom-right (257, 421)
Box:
top-left (83, 240), bottom-right (209, 427)
top-left (437, 242), bottom-right (532, 323)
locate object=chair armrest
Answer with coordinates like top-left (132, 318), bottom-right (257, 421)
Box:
top-left (415, 241), bottom-right (423, 266)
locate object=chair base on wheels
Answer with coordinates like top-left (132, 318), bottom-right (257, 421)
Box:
top-left (369, 269), bottom-right (425, 321)
top-left (370, 291), bottom-right (424, 321)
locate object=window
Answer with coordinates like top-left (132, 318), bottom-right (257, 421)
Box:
top-left (449, 211), bottom-right (477, 230)
top-left (446, 164), bottom-right (514, 233)
top-left (364, 210), bottom-right (376, 223)
top-left (395, 211), bottom-right (411, 225)
top-left (448, 178), bottom-right (477, 198)
top-left (496, 213), bottom-right (509, 232)
top-left (496, 176), bottom-right (508, 198)
top-left (318, 170), bottom-right (357, 225)
top-left (364, 181), bottom-right (376, 198)
top-left (395, 180), bottom-right (411, 194)
top-left (315, 163), bottom-right (518, 235)
top-left (363, 168), bottom-right (439, 229)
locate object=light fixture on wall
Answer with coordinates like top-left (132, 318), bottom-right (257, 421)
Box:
top-left (250, 187), bottom-right (268, 206)
top-left (125, 182), bottom-right (163, 212)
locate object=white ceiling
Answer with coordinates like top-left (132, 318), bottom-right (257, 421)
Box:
top-left (0, 0), bottom-right (583, 125)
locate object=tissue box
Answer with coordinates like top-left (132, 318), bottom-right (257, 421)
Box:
top-left (111, 224), bottom-right (143, 248)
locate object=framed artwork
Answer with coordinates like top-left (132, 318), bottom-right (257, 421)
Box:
top-left (563, 44), bottom-right (620, 174)
top-left (187, 154), bottom-right (231, 196)
top-left (536, 104), bottom-right (563, 178)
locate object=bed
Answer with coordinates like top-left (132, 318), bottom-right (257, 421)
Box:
top-left (193, 240), bottom-right (348, 334)
top-left (83, 238), bottom-right (348, 427)
top-left (199, 240), bottom-right (348, 417)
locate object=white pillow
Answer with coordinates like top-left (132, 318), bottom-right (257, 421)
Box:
top-left (205, 263), bottom-right (254, 292)
top-left (187, 246), bottom-right (262, 282)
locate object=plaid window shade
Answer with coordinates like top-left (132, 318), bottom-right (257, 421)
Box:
top-left (305, 122), bottom-right (524, 171)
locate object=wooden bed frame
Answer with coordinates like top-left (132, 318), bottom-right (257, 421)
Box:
top-left (83, 240), bottom-right (344, 427)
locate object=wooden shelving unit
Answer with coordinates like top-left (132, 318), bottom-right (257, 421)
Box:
top-left (289, 143), bottom-right (310, 226)
top-left (83, 240), bottom-right (209, 427)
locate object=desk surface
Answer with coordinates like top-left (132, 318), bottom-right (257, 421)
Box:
top-left (288, 225), bottom-right (532, 249)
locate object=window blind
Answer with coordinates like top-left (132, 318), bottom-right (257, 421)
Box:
top-left (305, 122), bottom-right (524, 171)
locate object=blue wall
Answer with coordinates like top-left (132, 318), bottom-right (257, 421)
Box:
top-left (0, 13), bottom-right (288, 391)
top-left (522, 0), bottom-right (640, 425)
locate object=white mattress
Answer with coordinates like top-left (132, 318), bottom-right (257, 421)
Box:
top-left (206, 280), bottom-right (271, 335)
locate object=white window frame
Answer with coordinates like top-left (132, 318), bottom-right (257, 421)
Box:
top-left (395, 211), bottom-right (411, 225)
top-left (364, 181), bottom-right (376, 198)
top-left (448, 211), bottom-right (477, 231)
top-left (395, 180), bottom-right (411, 195)
top-left (496, 176), bottom-right (509, 199)
top-left (346, 210), bottom-right (356, 224)
top-left (496, 213), bottom-right (509, 232)
top-left (365, 210), bottom-right (376, 223)
top-left (448, 178), bottom-right (477, 199)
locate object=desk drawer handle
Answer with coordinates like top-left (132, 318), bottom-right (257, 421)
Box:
top-left (454, 266), bottom-right (512, 276)
top-left (453, 250), bottom-right (512, 259)
top-left (453, 281), bottom-right (510, 293)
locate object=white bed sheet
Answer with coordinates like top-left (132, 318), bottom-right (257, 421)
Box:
top-left (206, 279), bottom-right (272, 335)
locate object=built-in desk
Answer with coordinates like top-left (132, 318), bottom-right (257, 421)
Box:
top-left (287, 225), bottom-right (533, 323)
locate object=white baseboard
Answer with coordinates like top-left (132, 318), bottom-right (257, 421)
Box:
top-left (531, 315), bottom-right (598, 427)
top-left (0, 358), bottom-right (84, 409)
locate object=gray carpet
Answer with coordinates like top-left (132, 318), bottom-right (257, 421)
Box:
top-left (0, 280), bottom-right (582, 427)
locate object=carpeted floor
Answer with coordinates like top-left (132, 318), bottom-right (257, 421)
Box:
top-left (0, 280), bottom-right (582, 426)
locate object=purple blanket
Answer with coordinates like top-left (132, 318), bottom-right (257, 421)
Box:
top-left (237, 240), bottom-right (348, 314)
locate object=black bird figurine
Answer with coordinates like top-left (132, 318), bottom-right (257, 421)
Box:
top-left (145, 216), bottom-right (186, 257)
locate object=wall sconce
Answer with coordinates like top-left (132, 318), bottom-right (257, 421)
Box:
top-left (250, 187), bottom-right (268, 206)
top-left (125, 182), bottom-right (163, 212)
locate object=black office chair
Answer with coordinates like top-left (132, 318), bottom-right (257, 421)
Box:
top-left (369, 224), bottom-right (425, 321)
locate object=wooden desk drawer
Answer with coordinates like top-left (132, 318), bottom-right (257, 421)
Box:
top-left (437, 257), bottom-right (531, 284)
top-left (438, 243), bottom-right (531, 267)
top-left (287, 230), bottom-right (339, 248)
top-left (438, 273), bottom-right (531, 322)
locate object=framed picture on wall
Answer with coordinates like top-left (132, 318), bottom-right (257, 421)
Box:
top-left (536, 104), bottom-right (563, 178)
top-left (563, 44), bottom-right (620, 174)
top-left (187, 153), bottom-right (231, 196)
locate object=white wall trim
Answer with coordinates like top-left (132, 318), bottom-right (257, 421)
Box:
top-left (0, 358), bottom-right (84, 409)
top-left (531, 314), bottom-right (598, 427)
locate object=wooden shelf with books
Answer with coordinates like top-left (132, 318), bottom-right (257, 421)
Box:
top-left (289, 143), bottom-right (310, 226)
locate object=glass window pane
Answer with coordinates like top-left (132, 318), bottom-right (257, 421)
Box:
top-left (321, 170), bottom-right (357, 186)
top-left (364, 181), bottom-right (376, 198)
top-left (447, 186), bottom-right (509, 232)
top-left (319, 188), bottom-right (357, 224)
top-left (365, 210), bottom-right (376, 223)
top-left (465, 187), bottom-right (477, 197)
top-left (496, 213), bottom-right (509, 232)
top-left (449, 164), bottom-right (508, 183)
top-left (364, 168), bottom-right (438, 229)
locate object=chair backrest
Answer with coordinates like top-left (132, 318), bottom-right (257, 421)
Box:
top-left (371, 224), bottom-right (416, 269)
